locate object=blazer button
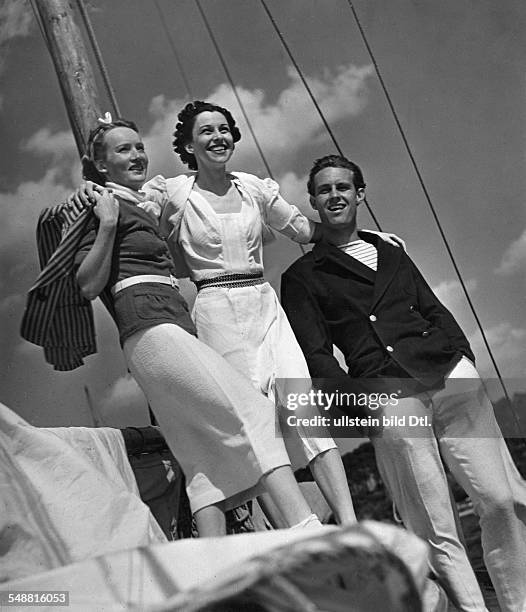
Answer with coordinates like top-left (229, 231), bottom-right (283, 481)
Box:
top-left (409, 305), bottom-right (415, 311)
top-left (422, 331), bottom-right (430, 337)
top-left (369, 314), bottom-right (377, 322)
top-left (386, 345), bottom-right (394, 352)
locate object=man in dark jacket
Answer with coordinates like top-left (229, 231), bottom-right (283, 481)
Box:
top-left (281, 154), bottom-right (526, 612)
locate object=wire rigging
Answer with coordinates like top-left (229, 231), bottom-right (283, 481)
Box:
top-left (194, 0), bottom-right (306, 254)
top-left (259, 0), bottom-right (382, 231)
top-left (346, 0), bottom-right (515, 419)
top-left (153, 0), bottom-right (195, 100)
top-left (76, 0), bottom-right (121, 118)
top-left (194, 0), bottom-right (275, 181)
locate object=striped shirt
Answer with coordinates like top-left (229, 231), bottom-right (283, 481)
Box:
top-left (339, 239), bottom-right (378, 271)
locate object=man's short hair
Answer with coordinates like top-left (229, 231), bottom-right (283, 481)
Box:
top-left (307, 155), bottom-right (366, 195)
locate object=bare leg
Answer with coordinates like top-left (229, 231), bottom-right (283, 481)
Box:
top-left (256, 492), bottom-right (287, 528)
top-left (260, 466), bottom-right (314, 526)
top-left (194, 504), bottom-right (226, 537)
top-left (310, 448), bottom-right (357, 524)
top-left (196, 468), bottom-right (317, 534)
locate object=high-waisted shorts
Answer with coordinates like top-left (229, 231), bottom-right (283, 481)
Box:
top-left (113, 282), bottom-right (196, 345)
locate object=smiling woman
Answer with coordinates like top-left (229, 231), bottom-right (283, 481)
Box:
top-left (95, 128), bottom-right (148, 190)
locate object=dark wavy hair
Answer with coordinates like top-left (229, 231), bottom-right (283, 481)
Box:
top-left (172, 101), bottom-right (241, 170)
top-left (81, 118), bottom-right (139, 185)
top-left (307, 155), bottom-right (366, 195)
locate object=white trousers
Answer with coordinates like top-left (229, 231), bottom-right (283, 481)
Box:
top-left (193, 282), bottom-right (337, 461)
top-left (371, 357), bottom-right (526, 612)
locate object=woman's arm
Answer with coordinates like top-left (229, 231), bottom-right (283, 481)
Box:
top-left (76, 189), bottom-right (119, 300)
top-left (248, 175), bottom-right (405, 249)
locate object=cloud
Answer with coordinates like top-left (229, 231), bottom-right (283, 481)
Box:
top-left (0, 0), bottom-right (32, 45)
top-left (22, 127), bottom-right (76, 163)
top-left (0, 168), bottom-right (70, 255)
top-left (430, 278), bottom-right (526, 380)
top-left (96, 374), bottom-right (149, 428)
top-left (495, 228), bottom-right (526, 276)
top-left (468, 322), bottom-right (526, 380)
top-left (433, 278), bottom-right (477, 308)
top-left (278, 171), bottom-right (315, 218)
top-left (21, 127), bottom-right (80, 186)
top-left (432, 278), bottom-right (478, 331)
top-left (0, 127), bottom-right (78, 264)
top-left (431, 277), bottom-right (526, 388)
top-left (144, 62), bottom-right (374, 178)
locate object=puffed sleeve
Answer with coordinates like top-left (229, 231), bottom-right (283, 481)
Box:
top-left (248, 175), bottom-right (315, 244)
top-left (138, 175), bottom-right (166, 221)
top-left (143, 174), bottom-right (194, 278)
top-left (142, 174), bottom-right (171, 236)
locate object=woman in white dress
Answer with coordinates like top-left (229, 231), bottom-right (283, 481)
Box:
top-left (144, 101), bottom-right (402, 525)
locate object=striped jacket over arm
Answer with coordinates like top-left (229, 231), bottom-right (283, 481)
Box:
top-left (20, 201), bottom-right (100, 371)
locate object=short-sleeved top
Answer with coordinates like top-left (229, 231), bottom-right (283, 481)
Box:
top-left (74, 184), bottom-right (195, 342)
top-left (142, 172), bottom-right (315, 281)
top-left (74, 199), bottom-right (174, 285)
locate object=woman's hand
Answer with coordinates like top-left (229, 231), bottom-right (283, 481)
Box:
top-left (93, 189), bottom-right (119, 227)
top-left (66, 181), bottom-right (105, 214)
top-left (362, 230), bottom-right (406, 251)
top-left (379, 232), bottom-right (406, 251)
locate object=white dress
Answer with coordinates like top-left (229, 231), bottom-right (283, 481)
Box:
top-left (144, 172), bottom-right (337, 461)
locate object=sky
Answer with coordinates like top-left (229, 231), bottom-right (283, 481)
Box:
top-left (1, 0), bottom-right (525, 458)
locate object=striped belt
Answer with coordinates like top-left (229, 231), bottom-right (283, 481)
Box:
top-left (195, 273), bottom-right (265, 291)
top-left (111, 274), bottom-right (179, 296)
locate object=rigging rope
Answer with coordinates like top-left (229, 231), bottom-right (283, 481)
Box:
top-left (259, 0), bottom-right (382, 231)
top-left (76, 0), bottom-right (121, 118)
top-left (194, 0), bottom-right (274, 180)
top-left (346, 0), bottom-right (516, 420)
top-left (153, 0), bottom-right (195, 100)
top-left (194, 0), bottom-right (305, 254)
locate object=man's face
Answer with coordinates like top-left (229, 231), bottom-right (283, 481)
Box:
top-left (310, 166), bottom-right (365, 228)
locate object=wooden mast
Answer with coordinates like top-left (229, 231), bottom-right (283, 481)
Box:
top-left (33, 0), bottom-right (101, 155)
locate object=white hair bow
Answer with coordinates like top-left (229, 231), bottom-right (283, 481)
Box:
top-left (97, 112), bottom-right (113, 125)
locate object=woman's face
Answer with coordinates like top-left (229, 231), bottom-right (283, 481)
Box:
top-left (186, 111), bottom-right (234, 169)
top-left (96, 127), bottom-right (148, 190)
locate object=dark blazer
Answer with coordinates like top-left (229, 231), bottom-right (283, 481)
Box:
top-left (281, 232), bottom-right (474, 390)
